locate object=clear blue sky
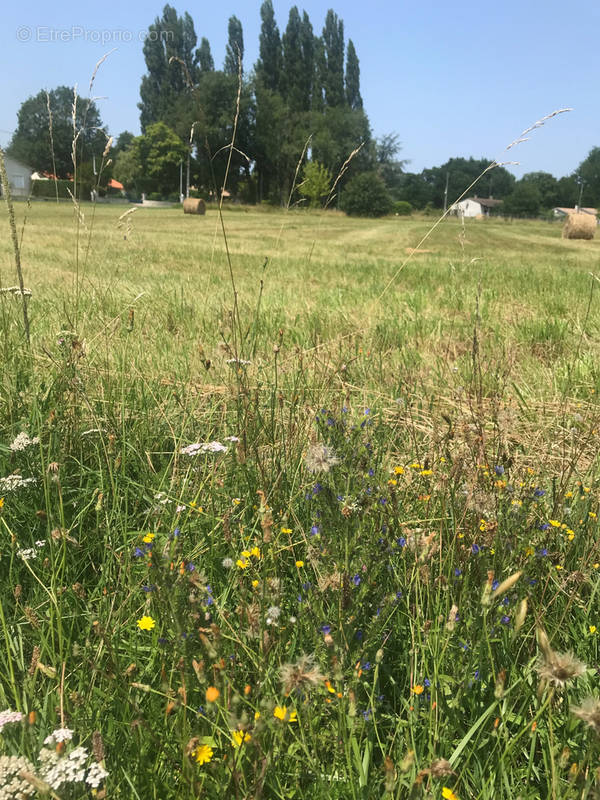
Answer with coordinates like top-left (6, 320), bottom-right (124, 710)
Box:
top-left (2, 0), bottom-right (598, 178)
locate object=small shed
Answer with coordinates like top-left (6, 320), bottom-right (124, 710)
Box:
top-left (553, 206), bottom-right (598, 219)
top-left (0, 155), bottom-right (33, 197)
top-left (451, 196), bottom-right (502, 218)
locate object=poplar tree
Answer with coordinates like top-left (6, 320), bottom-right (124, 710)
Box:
top-left (345, 39), bottom-right (362, 110)
top-left (197, 37), bottom-right (214, 72)
top-left (321, 10), bottom-right (345, 107)
top-left (138, 6), bottom-right (198, 131)
top-left (256, 0), bottom-right (282, 92)
top-left (224, 16), bottom-right (244, 75)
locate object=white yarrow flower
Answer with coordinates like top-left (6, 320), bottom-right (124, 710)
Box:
top-left (9, 432), bottom-right (40, 452)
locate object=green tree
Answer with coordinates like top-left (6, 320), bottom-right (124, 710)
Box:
top-left (256, 0), bottom-right (282, 92)
top-left (502, 181), bottom-right (541, 217)
top-left (197, 37), bottom-right (214, 72)
top-left (341, 171), bottom-right (392, 217)
top-left (556, 175), bottom-right (578, 207)
top-left (118, 122), bottom-right (187, 197)
top-left (224, 16), bottom-right (244, 75)
top-left (321, 10), bottom-right (345, 107)
top-left (420, 157), bottom-right (515, 208)
top-left (376, 133), bottom-right (405, 197)
top-left (520, 171), bottom-right (560, 210)
top-left (396, 172), bottom-right (435, 209)
top-left (8, 86), bottom-right (106, 177)
top-left (345, 39), bottom-right (362, 110)
top-left (574, 147), bottom-right (600, 207)
top-left (299, 161), bottom-right (331, 207)
top-left (138, 5), bottom-right (198, 132)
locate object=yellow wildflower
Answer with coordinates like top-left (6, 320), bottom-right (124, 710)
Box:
top-left (236, 559), bottom-right (249, 569)
top-left (549, 520), bottom-right (561, 527)
top-left (250, 546), bottom-right (261, 559)
top-left (590, 626), bottom-right (597, 635)
top-left (231, 730), bottom-right (251, 747)
top-left (411, 685), bottom-right (424, 695)
top-left (442, 788), bottom-right (459, 800)
top-left (142, 533), bottom-right (155, 543)
top-left (281, 527), bottom-right (292, 534)
top-left (295, 560), bottom-right (304, 568)
top-left (394, 466), bottom-right (405, 475)
top-left (193, 744), bottom-right (213, 765)
top-left (205, 686), bottom-right (220, 703)
top-left (273, 706), bottom-right (297, 722)
top-left (137, 615), bottom-right (156, 631)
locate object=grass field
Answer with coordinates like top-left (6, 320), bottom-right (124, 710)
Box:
top-left (2, 201), bottom-right (600, 798)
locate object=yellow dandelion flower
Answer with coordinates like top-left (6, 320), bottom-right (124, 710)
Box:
top-left (412, 685), bottom-right (424, 695)
top-left (250, 546), bottom-right (261, 559)
top-left (236, 559), bottom-right (249, 569)
top-left (193, 744), bottom-right (213, 765)
top-left (273, 706), bottom-right (297, 722)
top-left (420, 469), bottom-right (433, 476)
top-left (251, 579), bottom-right (259, 588)
top-left (555, 565), bottom-right (564, 571)
top-left (137, 615), bottom-right (156, 631)
top-left (0, 498), bottom-right (4, 509)
top-left (142, 533), bottom-right (155, 543)
top-left (549, 520), bottom-right (561, 528)
top-left (295, 560), bottom-right (304, 568)
top-left (590, 512), bottom-right (597, 520)
top-left (442, 787), bottom-right (459, 800)
top-left (281, 527), bottom-right (292, 534)
top-left (590, 626), bottom-right (597, 635)
top-left (594, 563), bottom-right (600, 570)
top-left (567, 530), bottom-right (575, 541)
top-left (388, 479), bottom-right (397, 486)
top-left (231, 730), bottom-right (251, 747)
top-left (565, 491), bottom-right (574, 499)
top-left (394, 466), bottom-right (405, 475)
top-left (525, 546), bottom-right (534, 557)
top-left (254, 711), bottom-right (260, 720)
top-left (241, 550), bottom-right (251, 558)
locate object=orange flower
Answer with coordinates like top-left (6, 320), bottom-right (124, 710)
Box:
top-left (206, 686), bottom-right (220, 703)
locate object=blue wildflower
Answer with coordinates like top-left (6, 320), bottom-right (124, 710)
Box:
top-left (494, 465), bottom-right (505, 476)
top-left (321, 624), bottom-right (332, 635)
top-left (352, 574), bottom-right (361, 586)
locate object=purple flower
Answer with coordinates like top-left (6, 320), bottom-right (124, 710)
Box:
top-left (397, 537), bottom-right (406, 548)
top-left (310, 525), bottom-right (320, 536)
top-left (501, 615), bottom-right (510, 625)
top-left (187, 562), bottom-right (195, 572)
top-left (133, 547), bottom-right (144, 558)
top-left (352, 574), bottom-right (361, 586)
top-left (472, 543), bottom-right (480, 554)
top-left (492, 580), bottom-right (499, 591)
top-left (539, 522), bottom-right (550, 531)
top-left (494, 465), bottom-right (505, 476)
top-left (321, 624), bottom-right (332, 635)
top-left (534, 488), bottom-right (545, 497)
top-left (454, 568), bottom-right (462, 577)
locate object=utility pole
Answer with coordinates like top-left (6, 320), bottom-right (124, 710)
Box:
top-left (179, 160), bottom-right (183, 203)
top-left (186, 149), bottom-right (190, 199)
top-left (443, 171), bottom-right (449, 213)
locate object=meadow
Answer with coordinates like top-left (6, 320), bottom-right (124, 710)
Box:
top-left (1, 201), bottom-right (600, 798)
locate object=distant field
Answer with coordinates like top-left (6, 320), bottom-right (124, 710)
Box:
top-left (2, 201), bottom-right (600, 799)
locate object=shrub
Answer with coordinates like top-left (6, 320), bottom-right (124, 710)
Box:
top-left (341, 172), bottom-right (393, 217)
top-left (393, 200), bottom-right (412, 216)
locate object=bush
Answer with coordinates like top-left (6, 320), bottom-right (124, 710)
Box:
top-left (393, 200), bottom-right (412, 216)
top-left (32, 179), bottom-right (72, 199)
top-left (341, 172), bottom-right (393, 218)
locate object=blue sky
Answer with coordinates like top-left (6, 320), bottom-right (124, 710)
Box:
top-left (2, 0), bottom-right (598, 177)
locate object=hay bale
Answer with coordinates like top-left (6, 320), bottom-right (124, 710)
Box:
top-left (183, 198), bottom-right (206, 215)
top-left (562, 212), bottom-right (596, 240)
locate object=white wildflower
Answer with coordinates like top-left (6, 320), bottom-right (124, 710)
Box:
top-left (0, 475), bottom-right (36, 492)
top-left (266, 605), bottom-right (281, 625)
top-left (0, 286), bottom-right (32, 297)
top-left (222, 557), bottom-right (234, 569)
top-left (44, 728), bottom-right (74, 744)
top-left (0, 755), bottom-right (36, 798)
top-left (17, 548), bottom-right (37, 561)
top-left (180, 441), bottom-right (228, 456)
top-left (225, 435), bottom-right (240, 442)
top-left (9, 432), bottom-right (40, 452)
top-left (0, 709), bottom-right (24, 732)
top-left (86, 761), bottom-right (109, 788)
top-left (226, 358), bottom-right (251, 366)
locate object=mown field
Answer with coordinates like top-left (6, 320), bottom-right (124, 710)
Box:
top-left (1, 201), bottom-right (600, 799)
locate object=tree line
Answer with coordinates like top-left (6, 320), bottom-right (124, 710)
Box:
top-left (6, 3), bottom-right (600, 215)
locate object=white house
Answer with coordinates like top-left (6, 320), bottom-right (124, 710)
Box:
top-left (451, 196), bottom-right (502, 218)
top-left (0, 155), bottom-right (33, 197)
top-left (553, 206), bottom-right (597, 218)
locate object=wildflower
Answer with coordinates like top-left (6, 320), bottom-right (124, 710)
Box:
top-left (236, 559), bottom-right (249, 569)
top-left (251, 579), bottom-right (259, 588)
top-left (412, 685), bottom-right (424, 695)
top-left (394, 466), bottom-right (405, 475)
top-left (590, 626), bottom-right (597, 635)
top-left (231, 730), bottom-right (251, 747)
top-left (17, 548), bottom-right (37, 560)
top-left (266, 606), bottom-right (281, 625)
top-left (320, 624), bottom-right (332, 635)
top-left (205, 687), bottom-right (220, 703)
top-left (494, 465), bottom-right (505, 476)
top-left (0, 475), bottom-right (36, 492)
top-left (304, 444), bottom-right (339, 474)
top-left (281, 527), bottom-right (292, 534)
top-left (9, 432), bottom-right (40, 452)
top-left (222, 557), bottom-right (234, 569)
top-left (193, 744), bottom-right (214, 764)
top-left (44, 728), bottom-right (74, 744)
top-left (180, 441), bottom-right (228, 455)
top-left (142, 533), bottom-right (155, 543)
top-left (442, 788), bottom-right (459, 800)
top-left (572, 697), bottom-right (600, 734)
top-left (295, 560), bottom-right (304, 568)
top-left (279, 654), bottom-right (324, 694)
top-left (536, 649), bottom-right (586, 688)
top-left (273, 706), bottom-right (297, 722)
top-left (0, 755), bottom-right (37, 797)
top-left (549, 520), bottom-right (561, 528)
top-left (0, 709), bottom-right (24, 732)
top-left (137, 615), bottom-right (156, 631)
top-left (250, 546), bottom-right (261, 559)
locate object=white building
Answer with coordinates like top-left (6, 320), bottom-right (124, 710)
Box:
top-left (451, 196), bottom-right (502, 218)
top-left (553, 206), bottom-right (597, 218)
top-left (0, 155), bottom-right (32, 197)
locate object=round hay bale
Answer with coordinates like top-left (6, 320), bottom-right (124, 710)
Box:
top-left (562, 212), bottom-right (596, 240)
top-left (183, 198), bottom-right (206, 215)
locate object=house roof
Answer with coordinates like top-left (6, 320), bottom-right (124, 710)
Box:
top-left (108, 178), bottom-right (124, 190)
top-left (554, 206), bottom-right (597, 215)
top-left (472, 196), bottom-right (502, 208)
